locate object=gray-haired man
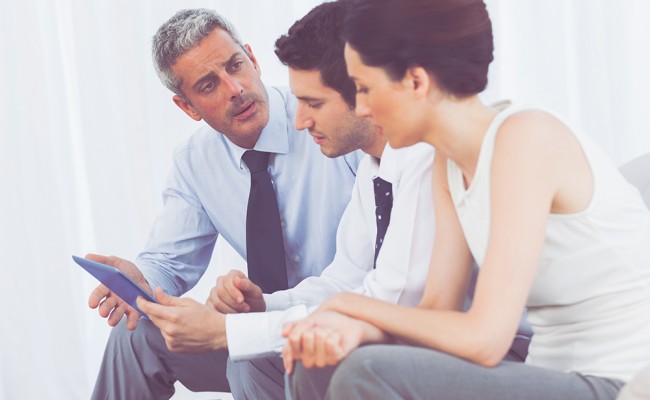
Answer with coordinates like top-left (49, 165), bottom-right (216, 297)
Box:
top-left (87, 8), bottom-right (362, 399)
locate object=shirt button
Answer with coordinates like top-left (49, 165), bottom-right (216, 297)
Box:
top-left (293, 255), bottom-right (301, 263)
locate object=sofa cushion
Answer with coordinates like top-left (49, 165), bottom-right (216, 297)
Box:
top-left (619, 152), bottom-right (650, 209)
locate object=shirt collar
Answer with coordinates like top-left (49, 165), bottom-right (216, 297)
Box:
top-left (375, 143), bottom-right (399, 184)
top-left (225, 86), bottom-right (290, 169)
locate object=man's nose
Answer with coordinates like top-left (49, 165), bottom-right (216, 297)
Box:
top-left (223, 76), bottom-right (244, 100)
top-left (294, 103), bottom-right (314, 131)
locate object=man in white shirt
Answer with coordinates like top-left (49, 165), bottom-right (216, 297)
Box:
top-left (137, 1), bottom-right (436, 399)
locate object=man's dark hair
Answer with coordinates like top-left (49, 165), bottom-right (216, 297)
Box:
top-left (275, 0), bottom-right (356, 108)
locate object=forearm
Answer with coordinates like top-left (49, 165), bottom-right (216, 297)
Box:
top-left (326, 293), bottom-right (506, 366)
top-left (264, 268), bottom-right (365, 311)
top-left (137, 169), bottom-right (219, 296)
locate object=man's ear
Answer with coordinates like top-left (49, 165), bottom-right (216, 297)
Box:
top-left (244, 44), bottom-right (262, 76)
top-left (403, 66), bottom-right (433, 99)
top-left (172, 95), bottom-right (202, 121)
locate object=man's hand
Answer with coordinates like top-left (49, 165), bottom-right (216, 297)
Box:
top-left (207, 270), bottom-right (266, 314)
top-left (137, 288), bottom-right (228, 353)
top-left (86, 253), bottom-right (152, 330)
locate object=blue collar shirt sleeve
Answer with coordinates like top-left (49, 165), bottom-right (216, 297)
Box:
top-left (135, 86), bottom-right (362, 296)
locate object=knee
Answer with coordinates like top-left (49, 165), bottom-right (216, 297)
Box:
top-left (290, 362), bottom-right (337, 400)
top-left (227, 358), bottom-right (285, 400)
top-left (324, 347), bottom-right (386, 399)
top-left (330, 347), bottom-right (377, 384)
top-left (106, 317), bottom-right (166, 354)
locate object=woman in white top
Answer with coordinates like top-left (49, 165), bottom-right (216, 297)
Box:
top-left (282, 0), bottom-right (650, 399)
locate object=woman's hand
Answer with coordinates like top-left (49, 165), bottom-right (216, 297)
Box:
top-left (282, 309), bottom-right (386, 374)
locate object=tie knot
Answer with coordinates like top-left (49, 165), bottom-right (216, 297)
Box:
top-left (242, 150), bottom-right (270, 173)
top-left (373, 177), bottom-right (393, 206)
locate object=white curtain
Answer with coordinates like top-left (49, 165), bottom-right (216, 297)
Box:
top-left (1, 1), bottom-right (648, 399)
top-left (483, 0), bottom-right (650, 163)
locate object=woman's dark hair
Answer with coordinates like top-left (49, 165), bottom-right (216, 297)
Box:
top-left (275, 0), bottom-right (356, 108)
top-left (343, 0), bottom-right (494, 98)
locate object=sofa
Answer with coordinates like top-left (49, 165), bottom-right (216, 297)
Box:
top-left (616, 151), bottom-right (650, 400)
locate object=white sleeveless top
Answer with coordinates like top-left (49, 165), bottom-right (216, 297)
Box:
top-left (448, 104), bottom-right (650, 382)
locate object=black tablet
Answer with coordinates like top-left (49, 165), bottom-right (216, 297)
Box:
top-left (72, 255), bottom-right (157, 317)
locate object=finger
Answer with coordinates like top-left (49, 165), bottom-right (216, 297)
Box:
top-left (98, 296), bottom-right (117, 318)
top-left (107, 304), bottom-right (126, 327)
top-left (154, 287), bottom-right (172, 304)
top-left (206, 285), bottom-right (221, 309)
top-left (154, 287), bottom-right (185, 307)
top-left (325, 331), bottom-right (344, 366)
top-left (136, 294), bottom-right (166, 320)
top-left (233, 275), bottom-right (260, 298)
top-left (282, 343), bottom-right (294, 375)
top-left (87, 253), bottom-right (124, 269)
top-left (300, 330), bottom-right (316, 368)
top-left (85, 253), bottom-right (108, 264)
top-left (208, 292), bottom-right (241, 314)
top-left (314, 328), bottom-right (332, 368)
top-left (125, 308), bottom-right (141, 331)
top-left (104, 254), bottom-right (128, 268)
top-left (228, 276), bottom-right (246, 304)
top-left (210, 276), bottom-right (239, 305)
top-left (213, 280), bottom-right (246, 312)
top-left (138, 288), bottom-right (187, 321)
top-left (233, 276), bottom-right (264, 308)
top-left (282, 322), bottom-right (296, 337)
top-left (88, 284), bottom-right (110, 309)
top-left (287, 320), bottom-right (315, 358)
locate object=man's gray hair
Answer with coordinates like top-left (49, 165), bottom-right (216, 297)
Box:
top-left (152, 8), bottom-right (244, 95)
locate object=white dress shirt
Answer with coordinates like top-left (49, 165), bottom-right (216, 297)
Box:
top-left (227, 143), bottom-right (436, 361)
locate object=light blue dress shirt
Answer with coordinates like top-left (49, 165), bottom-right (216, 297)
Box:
top-left (136, 86), bottom-right (362, 296)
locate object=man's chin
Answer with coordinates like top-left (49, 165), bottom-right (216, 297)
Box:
top-left (233, 112), bottom-right (268, 135)
top-left (320, 146), bottom-right (346, 159)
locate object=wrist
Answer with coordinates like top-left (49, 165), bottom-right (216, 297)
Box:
top-left (212, 311), bottom-right (228, 350)
top-left (321, 292), bottom-right (347, 313)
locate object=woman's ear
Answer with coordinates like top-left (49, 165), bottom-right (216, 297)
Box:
top-left (403, 66), bottom-right (433, 99)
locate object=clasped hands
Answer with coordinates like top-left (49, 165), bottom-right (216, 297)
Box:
top-left (281, 293), bottom-right (384, 374)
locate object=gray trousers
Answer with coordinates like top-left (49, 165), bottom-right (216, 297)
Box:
top-left (289, 344), bottom-right (624, 400)
top-left (91, 318), bottom-right (286, 400)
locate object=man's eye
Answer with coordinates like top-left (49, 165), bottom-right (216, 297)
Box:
top-left (356, 87), bottom-right (368, 94)
top-left (232, 61), bottom-right (243, 71)
top-left (201, 82), bottom-right (215, 93)
top-left (308, 103), bottom-right (322, 109)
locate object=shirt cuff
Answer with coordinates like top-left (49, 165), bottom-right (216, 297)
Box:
top-left (263, 291), bottom-right (293, 311)
top-left (226, 304), bottom-right (309, 361)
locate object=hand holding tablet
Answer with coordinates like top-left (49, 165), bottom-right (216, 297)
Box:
top-left (72, 255), bottom-right (158, 318)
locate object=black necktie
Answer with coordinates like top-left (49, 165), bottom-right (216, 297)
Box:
top-left (242, 150), bottom-right (288, 293)
top-left (373, 177), bottom-right (393, 268)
